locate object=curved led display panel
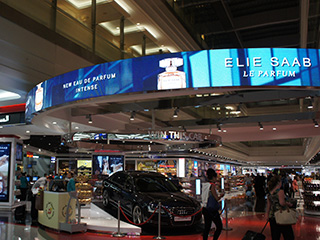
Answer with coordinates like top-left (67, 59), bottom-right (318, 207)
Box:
top-left (26, 48), bottom-right (320, 122)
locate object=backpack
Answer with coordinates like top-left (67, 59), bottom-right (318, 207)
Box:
top-left (201, 182), bottom-right (211, 207)
top-left (202, 182), bottom-right (221, 211)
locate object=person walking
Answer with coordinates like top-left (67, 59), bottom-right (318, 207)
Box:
top-left (292, 176), bottom-right (298, 198)
top-left (202, 168), bottom-right (224, 240)
top-left (19, 172), bottom-right (28, 201)
top-left (266, 175), bottom-right (295, 240)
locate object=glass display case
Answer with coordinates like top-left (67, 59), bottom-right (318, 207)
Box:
top-left (303, 179), bottom-right (320, 216)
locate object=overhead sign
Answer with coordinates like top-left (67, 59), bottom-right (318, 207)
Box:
top-left (26, 48), bottom-right (320, 122)
top-left (73, 131), bottom-right (221, 144)
top-left (0, 112), bottom-right (25, 125)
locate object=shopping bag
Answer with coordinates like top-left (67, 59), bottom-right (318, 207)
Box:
top-left (274, 208), bottom-right (297, 225)
top-left (35, 191), bottom-right (44, 210)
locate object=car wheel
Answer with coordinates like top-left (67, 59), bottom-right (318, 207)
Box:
top-left (102, 190), bottom-right (109, 207)
top-left (132, 205), bottom-right (143, 224)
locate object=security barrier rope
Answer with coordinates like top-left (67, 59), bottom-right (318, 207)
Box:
top-left (119, 206), bottom-right (159, 226)
top-left (118, 203), bottom-right (226, 227)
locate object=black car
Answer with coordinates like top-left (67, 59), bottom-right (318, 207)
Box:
top-left (102, 171), bottom-right (202, 228)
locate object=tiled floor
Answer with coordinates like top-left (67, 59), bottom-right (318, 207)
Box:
top-left (1, 197), bottom-right (320, 240)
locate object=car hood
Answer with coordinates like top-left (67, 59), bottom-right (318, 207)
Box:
top-left (140, 191), bottom-right (198, 207)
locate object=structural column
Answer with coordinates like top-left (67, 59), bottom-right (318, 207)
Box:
top-left (91, 0), bottom-right (97, 54)
top-left (50, 0), bottom-right (57, 31)
top-left (142, 34), bottom-right (146, 56)
top-left (120, 16), bottom-right (125, 59)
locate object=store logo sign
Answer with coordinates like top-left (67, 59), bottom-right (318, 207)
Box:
top-left (45, 202), bottom-right (55, 219)
top-left (0, 115), bottom-right (9, 123)
top-left (62, 205), bottom-right (73, 218)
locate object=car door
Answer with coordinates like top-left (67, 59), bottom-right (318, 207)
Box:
top-left (107, 172), bottom-right (126, 207)
top-left (122, 176), bottom-right (135, 214)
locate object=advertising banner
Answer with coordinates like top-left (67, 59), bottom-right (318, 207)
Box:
top-left (26, 48), bottom-right (320, 122)
top-left (0, 143), bottom-right (11, 202)
top-left (92, 155), bottom-right (124, 176)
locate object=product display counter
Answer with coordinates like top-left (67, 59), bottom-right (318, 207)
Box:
top-left (303, 179), bottom-right (320, 216)
top-left (38, 191), bottom-right (77, 230)
top-left (224, 190), bottom-right (246, 200)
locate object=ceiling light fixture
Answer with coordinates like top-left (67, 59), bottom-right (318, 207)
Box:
top-left (130, 111), bottom-right (135, 121)
top-left (258, 122), bottom-right (264, 130)
top-left (173, 108), bottom-right (179, 118)
top-left (235, 104), bottom-right (241, 114)
top-left (86, 114), bottom-right (93, 124)
top-left (307, 97), bottom-right (314, 109)
top-left (230, 104), bottom-right (241, 114)
top-left (217, 123), bottom-right (222, 132)
top-left (313, 119), bottom-right (319, 128)
top-left (272, 127), bottom-right (277, 131)
top-left (0, 90), bottom-right (21, 101)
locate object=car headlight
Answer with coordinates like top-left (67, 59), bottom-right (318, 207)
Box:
top-left (147, 202), bottom-right (165, 214)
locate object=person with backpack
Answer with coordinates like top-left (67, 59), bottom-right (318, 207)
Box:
top-left (202, 168), bottom-right (224, 240)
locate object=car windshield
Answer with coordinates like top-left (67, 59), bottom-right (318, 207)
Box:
top-left (135, 176), bottom-right (179, 193)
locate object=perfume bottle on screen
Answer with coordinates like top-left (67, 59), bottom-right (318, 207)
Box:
top-left (35, 82), bottom-right (44, 111)
top-left (157, 57), bottom-right (186, 90)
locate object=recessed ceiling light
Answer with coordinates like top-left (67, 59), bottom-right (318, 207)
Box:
top-left (65, 0), bottom-right (112, 9)
top-left (52, 121), bottom-right (57, 125)
top-left (272, 127), bottom-right (277, 131)
top-left (26, 130), bottom-right (30, 133)
top-left (137, 23), bottom-right (140, 26)
top-left (75, 126), bottom-right (79, 129)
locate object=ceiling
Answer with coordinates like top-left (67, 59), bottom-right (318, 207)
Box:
top-left (167, 0), bottom-right (318, 49)
top-left (1, 0), bottom-right (320, 167)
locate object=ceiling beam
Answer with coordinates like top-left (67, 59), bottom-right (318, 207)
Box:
top-left (160, 111), bottom-right (317, 129)
top-left (203, 7), bottom-right (299, 36)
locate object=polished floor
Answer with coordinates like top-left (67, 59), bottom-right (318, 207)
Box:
top-left (1, 198), bottom-right (320, 240)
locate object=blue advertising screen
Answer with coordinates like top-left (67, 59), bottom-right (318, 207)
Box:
top-left (0, 142), bottom-right (11, 202)
top-left (26, 48), bottom-right (320, 122)
top-left (16, 143), bottom-right (23, 161)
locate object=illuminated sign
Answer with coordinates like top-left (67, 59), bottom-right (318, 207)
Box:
top-left (86, 132), bottom-right (221, 143)
top-left (26, 48), bottom-right (320, 122)
top-left (0, 142), bottom-right (11, 202)
top-left (0, 115), bottom-right (9, 123)
top-left (26, 152), bottom-right (33, 158)
top-left (0, 112), bottom-right (24, 125)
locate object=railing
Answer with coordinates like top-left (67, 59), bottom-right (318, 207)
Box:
top-left (1, 0), bottom-right (135, 61)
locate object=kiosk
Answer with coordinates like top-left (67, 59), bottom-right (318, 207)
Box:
top-left (38, 191), bottom-right (87, 232)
